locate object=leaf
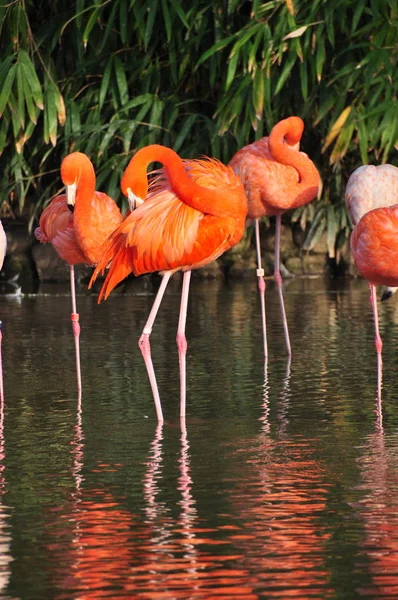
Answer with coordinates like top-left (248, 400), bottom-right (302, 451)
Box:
top-left (0, 64), bottom-right (16, 117)
top-left (83, 5), bottom-right (102, 49)
top-left (315, 37), bottom-right (325, 82)
top-left (300, 62), bottom-right (308, 100)
top-left (161, 0), bottom-right (172, 42)
top-left (283, 25), bottom-right (308, 40)
top-left (16, 62), bottom-right (25, 129)
top-left (252, 69), bottom-right (264, 120)
top-left (357, 116), bottom-right (369, 164)
top-left (168, 0), bottom-right (189, 29)
top-left (113, 56), bottom-right (128, 105)
top-left (0, 115), bottom-right (9, 156)
top-left (274, 55), bottom-right (296, 95)
top-left (99, 57), bottom-right (113, 110)
top-left (174, 114), bottom-right (197, 152)
top-left (18, 50), bottom-right (44, 110)
top-left (196, 34), bottom-right (237, 67)
top-left (229, 24), bottom-right (261, 58)
top-left (44, 83), bottom-right (58, 146)
top-left (322, 106), bottom-right (352, 152)
top-left (144, 0), bottom-right (158, 50)
top-left (284, 0), bottom-right (295, 16)
top-left (119, 0), bottom-right (128, 44)
top-left (303, 212), bottom-right (326, 251)
top-left (225, 52), bottom-right (239, 91)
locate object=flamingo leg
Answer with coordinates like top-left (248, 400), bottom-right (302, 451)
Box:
top-left (69, 265), bottom-right (82, 394)
top-left (177, 271), bottom-right (191, 419)
top-left (274, 214), bottom-right (291, 356)
top-left (369, 283), bottom-right (383, 399)
top-left (139, 272), bottom-right (172, 422)
top-left (254, 219), bottom-right (268, 363)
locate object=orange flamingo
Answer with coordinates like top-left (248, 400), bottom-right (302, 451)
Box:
top-left (90, 144), bottom-right (248, 421)
top-left (229, 116), bottom-right (320, 360)
top-left (35, 152), bottom-right (123, 392)
top-left (345, 164), bottom-right (398, 399)
top-left (0, 221), bottom-right (6, 404)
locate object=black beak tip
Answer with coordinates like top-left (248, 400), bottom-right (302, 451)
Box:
top-left (381, 289), bottom-right (393, 302)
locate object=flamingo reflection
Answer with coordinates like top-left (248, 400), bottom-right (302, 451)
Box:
top-left (355, 396), bottom-right (398, 598)
top-left (0, 390), bottom-right (12, 594)
top-left (226, 365), bottom-right (333, 598)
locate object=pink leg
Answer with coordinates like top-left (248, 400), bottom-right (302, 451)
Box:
top-left (139, 273), bottom-right (172, 422)
top-left (369, 283), bottom-right (383, 399)
top-left (274, 215), bottom-right (291, 356)
top-left (0, 323), bottom-right (4, 404)
top-left (70, 265), bottom-right (82, 394)
top-left (177, 271), bottom-right (191, 419)
top-left (254, 219), bottom-right (268, 363)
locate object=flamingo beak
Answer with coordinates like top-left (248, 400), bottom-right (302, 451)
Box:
top-left (66, 182), bottom-right (77, 208)
top-left (127, 188), bottom-right (144, 211)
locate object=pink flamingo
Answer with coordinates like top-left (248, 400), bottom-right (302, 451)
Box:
top-left (345, 164), bottom-right (398, 398)
top-left (229, 116), bottom-right (320, 361)
top-left (35, 153), bottom-right (123, 392)
top-left (90, 144), bottom-right (248, 421)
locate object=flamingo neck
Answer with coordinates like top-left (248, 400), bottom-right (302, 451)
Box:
top-left (73, 158), bottom-right (96, 261)
top-left (268, 118), bottom-right (320, 197)
top-left (122, 144), bottom-right (236, 217)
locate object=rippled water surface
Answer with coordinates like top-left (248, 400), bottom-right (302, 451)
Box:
top-left (1, 276), bottom-right (398, 599)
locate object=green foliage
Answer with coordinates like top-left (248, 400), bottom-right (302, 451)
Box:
top-left (0, 0), bottom-right (397, 254)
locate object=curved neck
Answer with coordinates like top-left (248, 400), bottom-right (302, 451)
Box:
top-left (74, 158), bottom-right (96, 216)
top-left (122, 145), bottom-right (233, 216)
top-left (268, 118), bottom-right (320, 193)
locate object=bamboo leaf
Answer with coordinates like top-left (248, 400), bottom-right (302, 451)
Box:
top-left (283, 25), bottom-right (308, 40)
top-left (315, 37), bottom-right (325, 82)
top-left (161, 0), bottom-right (172, 42)
top-left (196, 34), bottom-right (237, 67)
top-left (18, 50), bottom-right (44, 110)
top-left (144, 0), bottom-right (158, 50)
top-left (322, 106), bottom-right (352, 152)
top-left (119, 0), bottom-right (128, 44)
top-left (252, 69), bottom-right (264, 120)
top-left (284, 0), bottom-right (295, 16)
top-left (357, 116), bottom-right (369, 164)
top-left (99, 57), bottom-right (112, 110)
top-left (0, 64), bottom-right (16, 117)
top-left (16, 62), bottom-right (25, 129)
top-left (83, 5), bottom-right (102, 49)
top-left (167, 0), bottom-right (189, 28)
top-left (113, 56), bottom-right (128, 105)
top-left (174, 114), bottom-right (197, 152)
top-left (225, 53), bottom-right (239, 91)
top-left (274, 55), bottom-right (296, 95)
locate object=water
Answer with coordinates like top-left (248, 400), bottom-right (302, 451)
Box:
top-left (1, 276), bottom-right (398, 599)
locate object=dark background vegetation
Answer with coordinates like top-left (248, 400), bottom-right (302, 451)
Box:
top-left (0, 0), bottom-right (397, 262)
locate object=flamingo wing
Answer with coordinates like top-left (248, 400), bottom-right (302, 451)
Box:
top-left (75, 192), bottom-right (123, 265)
top-left (229, 138), bottom-right (300, 218)
top-left (35, 194), bottom-right (87, 265)
top-left (345, 164), bottom-right (398, 226)
top-left (351, 205), bottom-right (398, 286)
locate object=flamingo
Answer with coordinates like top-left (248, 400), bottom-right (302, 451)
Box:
top-left (229, 116), bottom-right (320, 360)
top-left (345, 164), bottom-right (398, 302)
top-left (0, 221), bottom-right (6, 404)
top-left (345, 164), bottom-right (398, 399)
top-left (90, 144), bottom-right (248, 421)
top-left (35, 152), bottom-right (123, 392)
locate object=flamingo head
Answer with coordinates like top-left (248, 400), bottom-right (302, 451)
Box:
top-left (121, 159), bottom-right (147, 211)
top-left (60, 152), bottom-right (90, 209)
